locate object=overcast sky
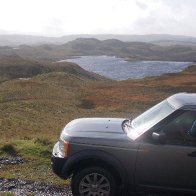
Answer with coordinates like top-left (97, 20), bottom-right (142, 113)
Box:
top-left (0, 0), bottom-right (196, 37)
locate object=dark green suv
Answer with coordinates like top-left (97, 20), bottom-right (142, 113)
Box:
top-left (52, 93), bottom-right (196, 196)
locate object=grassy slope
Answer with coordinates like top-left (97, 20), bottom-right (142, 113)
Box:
top-left (0, 65), bottom-right (195, 187)
top-left (0, 56), bottom-right (107, 83)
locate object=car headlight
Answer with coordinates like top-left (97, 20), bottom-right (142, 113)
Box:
top-left (58, 139), bottom-right (69, 158)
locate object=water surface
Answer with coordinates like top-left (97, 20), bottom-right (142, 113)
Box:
top-left (62, 56), bottom-right (192, 80)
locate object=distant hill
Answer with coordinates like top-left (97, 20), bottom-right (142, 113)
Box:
top-left (0, 46), bottom-right (21, 59)
top-left (1, 38), bottom-right (196, 62)
top-left (4, 38), bottom-right (195, 62)
top-left (1, 34), bottom-right (196, 46)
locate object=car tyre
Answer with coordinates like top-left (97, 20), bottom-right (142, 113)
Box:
top-left (71, 166), bottom-right (117, 196)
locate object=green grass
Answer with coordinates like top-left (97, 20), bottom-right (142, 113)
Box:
top-left (0, 139), bottom-right (69, 186)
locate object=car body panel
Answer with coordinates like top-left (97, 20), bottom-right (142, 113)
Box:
top-left (63, 118), bottom-right (125, 134)
top-left (68, 141), bottom-right (139, 184)
top-left (136, 142), bottom-right (196, 191)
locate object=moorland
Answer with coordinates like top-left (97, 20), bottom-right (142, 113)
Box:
top-left (0, 37), bottom-right (196, 189)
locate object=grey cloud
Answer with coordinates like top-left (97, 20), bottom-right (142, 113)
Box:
top-left (135, 0), bottom-right (148, 10)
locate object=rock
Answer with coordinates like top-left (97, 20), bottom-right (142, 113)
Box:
top-left (0, 157), bottom-right (24, 168)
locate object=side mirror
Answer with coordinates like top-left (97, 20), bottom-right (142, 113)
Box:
top-left (152, 132), bottom-right (166, 144)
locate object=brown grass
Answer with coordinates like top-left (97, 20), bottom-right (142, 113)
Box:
top-left (1, 67), bottom-right (196, 140)
top-left (0, 65), bottom-right (195, 185)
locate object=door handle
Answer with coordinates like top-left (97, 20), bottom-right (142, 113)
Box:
top-left (188, 151), bottom-right (196, 157)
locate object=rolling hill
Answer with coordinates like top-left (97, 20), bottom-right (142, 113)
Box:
top-left (7, 38), bottom-right (196, 62)
top-left (0, 54), bottom-right (108, 82)
top-left (1, 34), bottom-right (196, 46)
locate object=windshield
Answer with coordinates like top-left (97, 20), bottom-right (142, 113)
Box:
top-left (125, 100), bottom-right (175, 140)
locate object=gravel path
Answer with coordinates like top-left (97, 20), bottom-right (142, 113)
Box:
top-left (0, 178), bottom-right (72, 196)
top-left (0, 157), bottom-right (24, 169)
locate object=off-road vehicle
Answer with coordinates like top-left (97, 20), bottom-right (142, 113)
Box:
top-left (52, 93), bottom-right (196, 196)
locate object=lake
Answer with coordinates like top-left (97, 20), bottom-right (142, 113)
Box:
top-left (61, 56), bottom-right (192, 80)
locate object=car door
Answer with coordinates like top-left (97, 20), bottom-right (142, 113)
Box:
top-left (135, 110), bottom-right (196, 192)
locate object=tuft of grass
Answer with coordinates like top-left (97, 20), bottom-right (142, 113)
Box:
top-left (1, 144), bottom-right (17, 156)
top-left (34, 138), bottom-right (52, 146)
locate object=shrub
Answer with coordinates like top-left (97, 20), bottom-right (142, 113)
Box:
top-left (1, 144), bottom-right (17, 156)
top-left (78, 99), bottom-right (95, 109)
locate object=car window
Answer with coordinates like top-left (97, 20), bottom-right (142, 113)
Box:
top-left (160, 111), bottom-right (196, 146)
